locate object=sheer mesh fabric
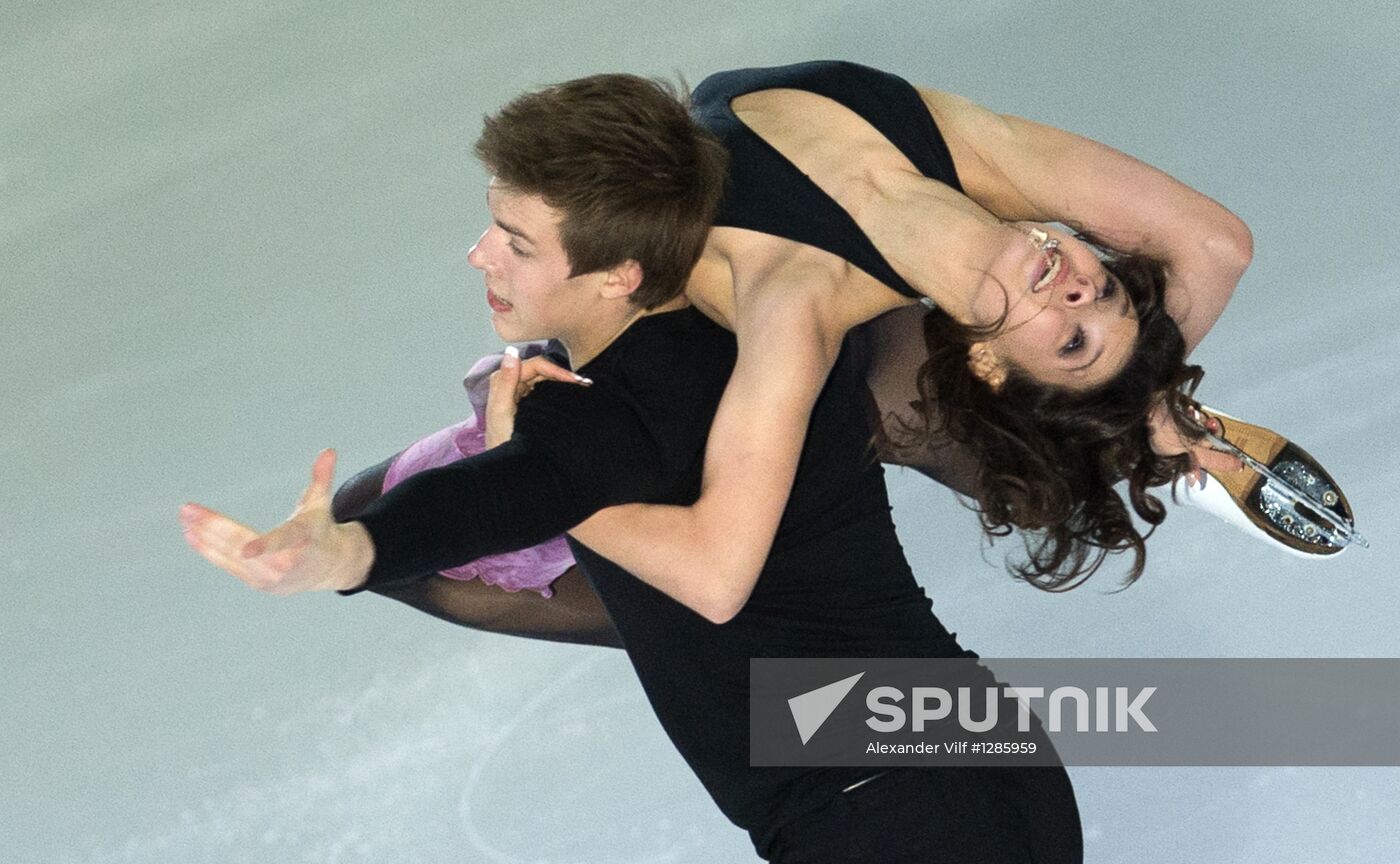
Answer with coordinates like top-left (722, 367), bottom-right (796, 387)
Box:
top-left (332, 456), bottom-right (621, 649)
top-left (851, 306), bottom-right (979, 498)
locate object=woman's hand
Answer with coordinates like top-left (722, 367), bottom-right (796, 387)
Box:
top-left (1146, 400), bottom-right (1243, 485)
top-left (484, 347), bottom-right (591, 448)
top-left (180, 449), bottom-right (376, 594)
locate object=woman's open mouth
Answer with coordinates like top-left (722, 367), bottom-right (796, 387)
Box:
top-left (1032, 250), bottom-right (1065, 294)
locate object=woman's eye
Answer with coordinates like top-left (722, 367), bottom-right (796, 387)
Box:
top-left (1059, 328), bottom-right (1084, 356)
top-left (1098, 277), bottom-right (1117, 300)
top-left (508, 243), bottom-right (528, 257)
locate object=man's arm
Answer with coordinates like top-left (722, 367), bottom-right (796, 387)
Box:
top-left (181, 380), bottom-right (665, 597)
top-left (352, 381), bottom-right (664, 593)
top-left (332, 451), bottom-right (621, 649)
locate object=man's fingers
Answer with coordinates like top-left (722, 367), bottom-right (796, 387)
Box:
top-left (184, 532), bottom-right (251, 581)
top-left (179, 500), bottom-right (225, 527)
top-left (181, 503), bottom-right (258, 550)
top-left (296, 449), bottom-right (338, 511)
top-left (186, 526), bottom-right (295, 592)
top-left (312, 447), bottom-right (337, 493)
top-left (180, 504), bottom-right (265, 585)
top-left (185, 530), bottom-right (265, 585)
top-left (242, 522), bottom-right (308, 559)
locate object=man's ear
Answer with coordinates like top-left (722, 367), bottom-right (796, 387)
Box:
top-left (598, 259), bottom-right (643, 301)
top-left (967, 341), bottom-right (1008, 392)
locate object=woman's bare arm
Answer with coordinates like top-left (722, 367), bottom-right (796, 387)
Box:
top-left (512, 92), bottom-right (1253, 622)
top-left (921, 87), bottom-right (1253, 354)
top-left (569, 279), bottom-right (844, 624)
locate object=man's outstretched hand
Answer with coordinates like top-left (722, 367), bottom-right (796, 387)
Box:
top-left (180, 449), bottom-right (374, 594)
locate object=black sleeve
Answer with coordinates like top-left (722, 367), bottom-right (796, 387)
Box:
top-left (331, 453), bottom-right (622, 648)
top-left (345, 380), bottom-right (663, 593)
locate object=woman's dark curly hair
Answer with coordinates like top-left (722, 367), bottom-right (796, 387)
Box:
top-left (912, 236), bottom-right (1206, 590)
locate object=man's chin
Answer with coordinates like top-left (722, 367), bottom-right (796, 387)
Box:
top-left (488, 314), bottom-right (515, 339)
top-left (488, 315), bottom-right (540, 344)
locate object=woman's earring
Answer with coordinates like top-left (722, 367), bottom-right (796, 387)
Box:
top-left (967, 343), bottom-right (1008, 392)
top-left (1026, 227), bottom-right (1060, 254)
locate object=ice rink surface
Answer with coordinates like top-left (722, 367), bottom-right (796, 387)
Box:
top-left (4, 0), bottom-right (1398, 861)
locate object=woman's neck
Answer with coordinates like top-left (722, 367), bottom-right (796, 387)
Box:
top-left (687, 169), bottom-right (1025, 332)
top-left (861, 169), bottom-right (1021, 327)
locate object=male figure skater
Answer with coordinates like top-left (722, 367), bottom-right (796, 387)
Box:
top-left (181, 72), bottom-right (1082, 862)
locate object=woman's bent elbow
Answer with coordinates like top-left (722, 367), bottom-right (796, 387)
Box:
top-left (692, 566), bottom-right (759, 625)
top-left (698, 593), bottom-right (748, 625)
top-left (1208, 216), bottom-right (1254, 273)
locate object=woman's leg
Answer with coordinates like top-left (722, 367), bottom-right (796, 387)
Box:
top-left (375, 568), bottom-right (621, 649)
top-left (333, 448), bottom-right (621, 648)
top-left (332, 454), bottom-right (397, 521)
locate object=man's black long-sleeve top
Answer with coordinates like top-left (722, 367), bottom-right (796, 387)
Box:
top-left (346, 306), bottom-right (966, 857)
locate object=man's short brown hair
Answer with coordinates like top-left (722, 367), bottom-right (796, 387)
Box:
top-left (474, 73), bottom-right (729, 308)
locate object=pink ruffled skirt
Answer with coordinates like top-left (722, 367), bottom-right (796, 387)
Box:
top-left (381, 345), bottom-right (575, 596)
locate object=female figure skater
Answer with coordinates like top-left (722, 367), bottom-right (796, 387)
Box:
top-left (465, 60), bottom-right (1253, 618)
top-left (185, 62), bottom-right (1262, 862)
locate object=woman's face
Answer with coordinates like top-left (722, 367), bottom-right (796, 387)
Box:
top-left (974, 223), bottom-right (1141, 391)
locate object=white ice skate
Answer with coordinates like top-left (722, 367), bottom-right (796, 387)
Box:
top-left (1171, 404), bottom-right (1367, 558)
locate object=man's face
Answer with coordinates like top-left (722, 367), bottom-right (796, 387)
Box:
top-left (467, 180), bottom-right (602, 344)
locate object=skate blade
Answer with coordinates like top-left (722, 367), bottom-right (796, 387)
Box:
top-left (1194, 405), bottom-right (1364, 556)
